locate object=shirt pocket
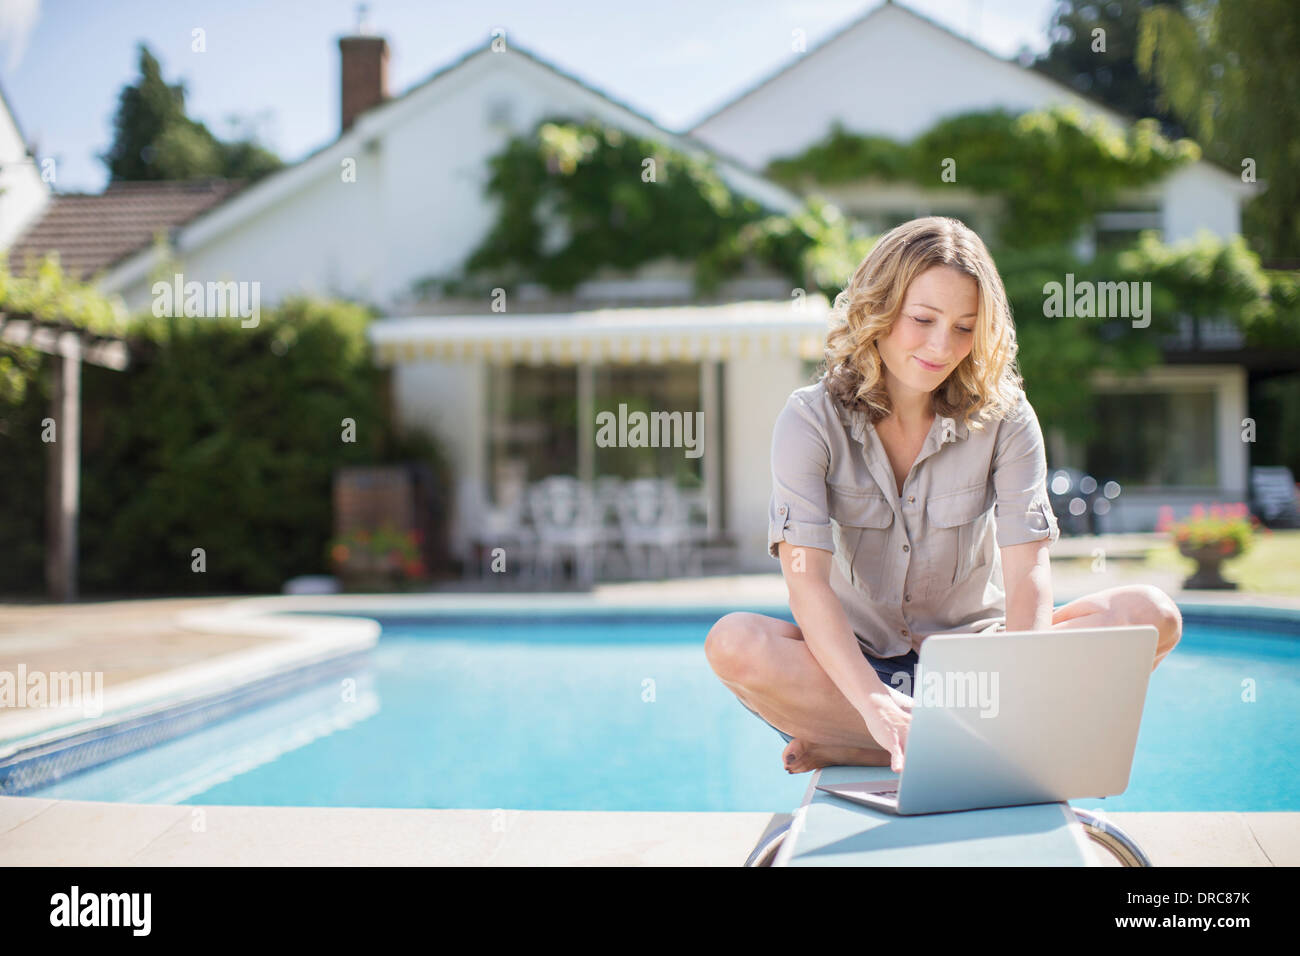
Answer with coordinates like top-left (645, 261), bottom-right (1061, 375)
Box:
top-left (827, 484), bottom-right (895, 599)
top-left (922, 483), bottom-right (990, 597)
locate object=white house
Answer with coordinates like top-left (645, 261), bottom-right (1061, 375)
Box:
top-left (0, 82), bottom-right (51, 254)
top-left (4, 2), bottom-right (1271, 572)
top-left (687, 0), bottom-right (1249, 246)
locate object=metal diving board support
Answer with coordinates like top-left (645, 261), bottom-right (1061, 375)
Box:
top-left (746, 766), bottom-right (1152, 867)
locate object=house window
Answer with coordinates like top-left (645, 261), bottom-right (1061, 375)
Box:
top-left (485, 96), bottom-right (515, 132)
top-left (485, 361), bottom-right (704, 501)
top-left (871, 209), bottom-right (955, 233)
top-left (862, 208), bottom-right (981, 232)
top-left (1084, 390), bottom-right (1218, 487)
top-left (1093, 207), bottom-right (1162, 255)
top-left (930, 208), bottom-right (979, 232)
top-left (487, 363), bottom-right (579, 498)
top-left (593, 362), bottom-right (703, 488)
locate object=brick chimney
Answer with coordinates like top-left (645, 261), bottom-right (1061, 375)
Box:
top-left (339, 6), bottom-right (389, 133)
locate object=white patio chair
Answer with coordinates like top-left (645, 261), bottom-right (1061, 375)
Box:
top-left (470, 491), bottom-right (538, 582)
top-left (676, 485), bottom-right (712, 551)
top-left (591, 476), bottom-right (629, 578)
top-left (526, 476), bottom-right (602, 587)
top-left (614, 479), bottom-right (702, 579)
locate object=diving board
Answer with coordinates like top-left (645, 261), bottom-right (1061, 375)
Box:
top-left (772, 765), bottom-right (1100, 867)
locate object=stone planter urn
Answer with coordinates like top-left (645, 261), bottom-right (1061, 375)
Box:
top-left (1177, 542), bottom-right (1239, 590)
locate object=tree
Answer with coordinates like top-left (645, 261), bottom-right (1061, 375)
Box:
top-left (1138, 0), bottom-right (1300, 260)
top-left (1034, 0), bottom-right (1187, 138)
top-left (100, 43), bottom-right (283, 183)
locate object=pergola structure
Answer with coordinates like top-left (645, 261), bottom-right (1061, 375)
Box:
top-left (0, 312), bottom-right (130, 602)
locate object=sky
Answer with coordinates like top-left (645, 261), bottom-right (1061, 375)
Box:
top-left (1, 0), bottom-right (1060, 194)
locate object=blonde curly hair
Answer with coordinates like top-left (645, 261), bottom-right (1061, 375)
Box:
top-left (822, 216), bottom-right (1024, 430)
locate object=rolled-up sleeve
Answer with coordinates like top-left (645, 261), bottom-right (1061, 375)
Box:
top-left (992, 394), bottom-right (1061, 548)
top-left (767, 396), bottom-right (835, 559)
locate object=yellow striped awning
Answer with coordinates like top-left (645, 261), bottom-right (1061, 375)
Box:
top-left (367, 297), bottom-right (834, 366)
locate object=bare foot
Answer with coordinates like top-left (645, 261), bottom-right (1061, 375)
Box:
top-left (782, 737), bottom-right (892, 773)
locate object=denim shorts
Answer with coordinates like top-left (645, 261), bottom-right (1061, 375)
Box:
top-left (737, 648), bottom-right (920, 744)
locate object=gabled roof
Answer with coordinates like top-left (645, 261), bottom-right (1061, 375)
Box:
top-left (93, 36), bottom-right (805, 295)
top-left (0, 78), bottom-right (53, 249)
top-left (685, 0), bottom-right (1246, 187)
top-left (7, 177), bottom-right (246, 280)
top-left (366, 37), bottom-right (790, 187)
top-left (0, 79), bottom-right (37, 158)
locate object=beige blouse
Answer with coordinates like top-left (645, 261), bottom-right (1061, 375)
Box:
top-left (767, 378), bottom-right (1061, 659)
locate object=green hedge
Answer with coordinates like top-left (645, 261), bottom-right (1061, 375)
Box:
top-left (0, 293), bottom-right (449, 596)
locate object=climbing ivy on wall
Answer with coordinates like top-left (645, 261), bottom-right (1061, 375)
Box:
top-left (451, 117), bottom-right (791, 297)
top-left (770, 106), bottom-right (1199, 249)
top-left (433, 114), bottom-right (925, 302)
top-left (446, 105), bottom-right (1211, 302)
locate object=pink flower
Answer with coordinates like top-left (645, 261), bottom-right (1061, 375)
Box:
top-left (1156, 505), bottom-right (1175, 533)
top-left (1191, 503), bottom-right (1206, 520)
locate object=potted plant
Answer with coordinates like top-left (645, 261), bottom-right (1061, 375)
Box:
top-left (1157, 503), bottom-right (1263, 590)
top-left (327, 523), bottom-right (427, 592)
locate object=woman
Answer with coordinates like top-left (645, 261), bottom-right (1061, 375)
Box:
top-left (705, 216), bottom-right (1182, 776)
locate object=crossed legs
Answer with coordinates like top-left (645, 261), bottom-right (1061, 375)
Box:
top-left (705, 584), bottom-right (1182, 773)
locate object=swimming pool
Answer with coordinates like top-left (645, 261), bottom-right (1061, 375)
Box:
top-left (15, 605), bottom-right (1300, 812)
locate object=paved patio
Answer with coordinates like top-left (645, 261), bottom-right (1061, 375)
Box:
top-left (0, 796), bottom-right (1291, 866)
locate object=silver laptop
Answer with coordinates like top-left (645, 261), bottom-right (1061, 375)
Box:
top-left (816, 625), bottom-right (1159, 815)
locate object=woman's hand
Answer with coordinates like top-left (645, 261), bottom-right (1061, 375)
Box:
top-left (860, 690), bottom-right (913, 773)
top-left (886, 685), bottom-right (914, 713)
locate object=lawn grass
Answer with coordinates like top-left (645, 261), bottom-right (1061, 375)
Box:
top-left (1142, 528), bottom-right (1300, 596)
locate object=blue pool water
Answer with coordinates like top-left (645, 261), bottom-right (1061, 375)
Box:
top-left (23, 608), bottom-right (1300, 812)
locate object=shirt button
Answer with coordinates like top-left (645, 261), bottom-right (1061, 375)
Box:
top-left (907, 495), bottom-right (915, 503)
top-left (905, 594), bottom-right (911, 602)
top-left (901, 628), bottom-right (909, 637)
top-left (778, 506), bottom-right (787, 514)
top-left (902, 544), bottom-right (910, 552)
